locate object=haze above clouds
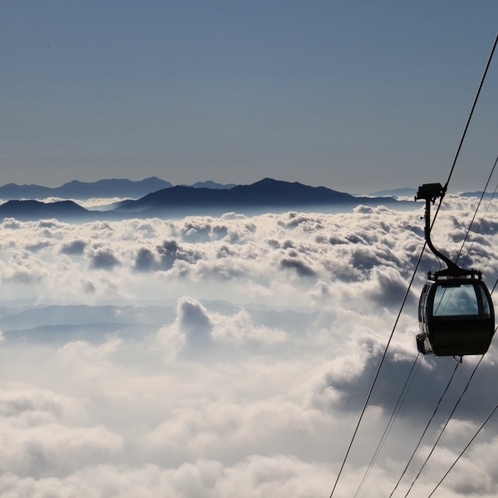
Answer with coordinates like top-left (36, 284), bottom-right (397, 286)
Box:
top-left (1, 197), bottom-right (498, 497)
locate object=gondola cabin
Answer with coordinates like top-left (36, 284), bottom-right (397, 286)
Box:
top-left (417, 274), bottom-right (495, 356)
top-left (415, 183), bottom-right (496, 358)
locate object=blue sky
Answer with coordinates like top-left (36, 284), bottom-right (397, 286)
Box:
top-left (2, 1), bottom-right (497, 192)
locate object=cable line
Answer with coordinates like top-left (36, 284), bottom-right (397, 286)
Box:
top-left (431, 154), bottom-right (498, 322)
top-left (328, 34), bottom-right (497, 497)
top-left (352, 354), bottom-right (422, 498)
top-left (456, 155), bottom-right (498, 265)
top-left (418, 280), bottom-right (498, 496)
top-left (460, 160), bottom-right (498, 270)
top-left (430, 33), bottom-right (497, 242)
top-left (397, 34), bottom-right (498, 496)
top-left (328, 246), bottom-right (426, 498)
top-left (403, 355), bottom-right (484, 497)
top-left (492, 274), bottom-right (498, 295)
top-left (443, 33), bottom-right (497, 192)
top-left (388, 361), bottom-right (460, 497)
top-left (427, 400), bottom-right (498, 497)
top-left (403, 276), bottom-right (498, 496)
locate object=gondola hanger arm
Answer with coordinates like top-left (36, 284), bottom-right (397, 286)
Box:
top-left (415, 183), bottom-right (476, 278)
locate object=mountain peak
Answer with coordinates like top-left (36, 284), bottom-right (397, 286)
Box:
top-left (0, 178), bottom-right (173, 201)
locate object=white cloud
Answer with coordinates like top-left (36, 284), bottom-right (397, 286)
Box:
top-left (0, 200), bottom-right (497, 495)
top-left (211, 308), bottom-right (288, 345)
top-left (0, 422), bottom-right (123, 477)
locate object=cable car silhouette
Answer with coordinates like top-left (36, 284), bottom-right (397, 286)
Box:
top-left (415, 183), bottom-right (495, 358)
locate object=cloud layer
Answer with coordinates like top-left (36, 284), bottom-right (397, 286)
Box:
top-left (1, 197), bottom-right (498, 496)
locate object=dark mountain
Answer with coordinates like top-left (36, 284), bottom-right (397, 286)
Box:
top-left (0, 177), bottom-right (172, 200)
top-left (190, 181), bottom-right (237, 189)
top-left (460, 191), bottom-right (496, 200)
top-left (0, 200), bottom-right (93, 222)
top-left (114, 178), bottom-right (399, 216)
top-left (0, 178), bottom-right (405, 221)
top-left (371, 188), bottom-right (417, 198)
top-left (0, 183), bottom-right (53, 200)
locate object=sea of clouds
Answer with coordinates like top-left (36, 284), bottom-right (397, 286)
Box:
top-left (0, 196), bottom-right (498, 497)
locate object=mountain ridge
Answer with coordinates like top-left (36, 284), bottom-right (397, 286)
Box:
top-left (0, 177), bottom-right (173, 200)
top-left (0, 177), bottom-right (236, 200)
top-left (0, 178), bottom-right (407, 221)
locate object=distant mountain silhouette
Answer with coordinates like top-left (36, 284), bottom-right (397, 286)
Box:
top-left (0, 178), bottom-right (405, 221)
top-left (0, 200), bottom-right (93, 221)
top-left (460, 191), bottom-right (496, 200)
top-left (0, 177), bottom-right (172, 200)
top-left (114, 178), bottom-right (400, 216)
top-left (370, 188), bottom-right (417, 198)
top-left (189, 181), bottom-right (237, 189)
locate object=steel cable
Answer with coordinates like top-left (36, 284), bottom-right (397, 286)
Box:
top-left (388, 361), bottom-right (460, 497)
top-left (352, 354), bottom-right (422, 498)
top-left (403, 356), bottom-right (484, 497)
top-left (327, 33), bottom-right (497, 497)
top-left (456, 156), bottom-right (498, 266)
top-left (443, 34), bottom-right (497, 192)
top-left (328, 245), bottom-right (426, 498)
top-left (427, 400), bottom-right (498, 497)
top-left (415, 280), bottom-right (498, 496)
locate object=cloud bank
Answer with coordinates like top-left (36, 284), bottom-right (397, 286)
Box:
top-left (0, 197), bottom-right (498, 496)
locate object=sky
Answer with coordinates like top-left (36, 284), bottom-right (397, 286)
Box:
top-left (1, 1), bottom-right (497, 193)
top-left (1, 196), bottom-right (498, 496)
